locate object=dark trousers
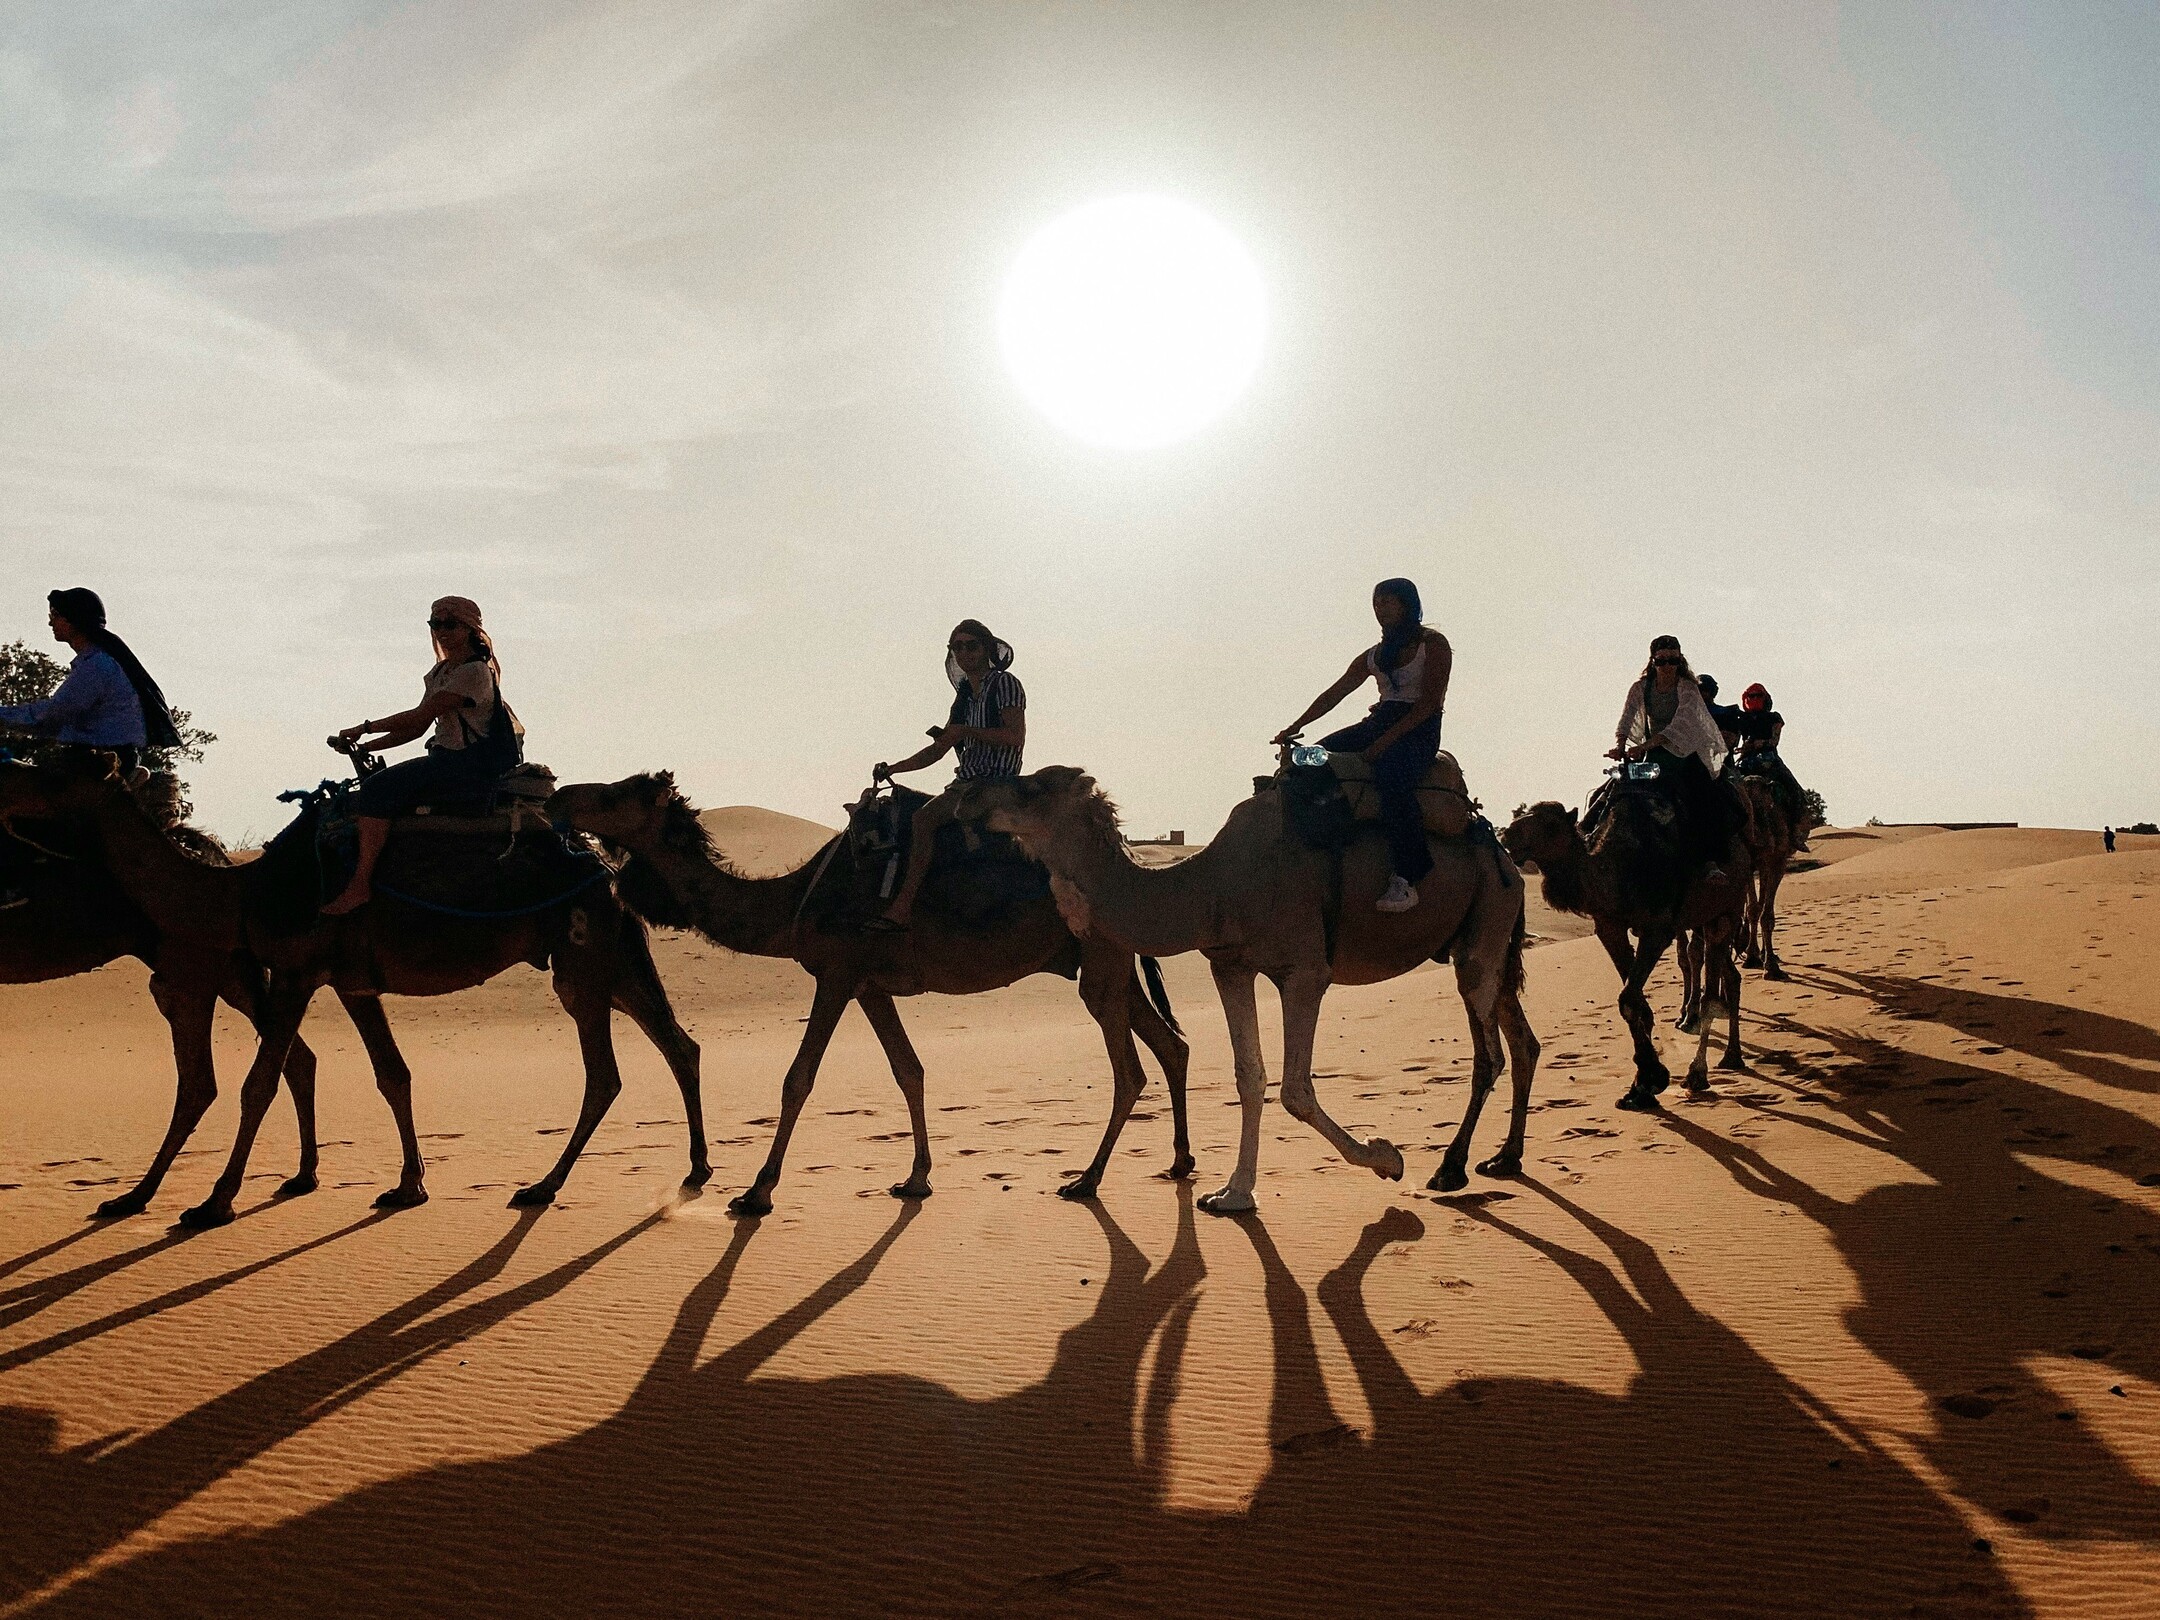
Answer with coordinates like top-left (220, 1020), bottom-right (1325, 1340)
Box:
top-left (1653, 749), bottom-right (1737, 867)
top-left (1744, 748), bottom-right (1806, 819)
top-left (353, 746), bottom-right (498, 818)
top-left (1324, 703), bottom-right (1440, 884)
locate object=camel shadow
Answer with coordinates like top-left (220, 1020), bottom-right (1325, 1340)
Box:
top-left (0, 1204), bottom-right (671, 1606)
top-left (0, 1197), bottom-right (293, 1335)
top-left (1802, 969), bottom-right (2160, 1099)
top-left (8, 1182), bottom-right (2033, 1619)
top-left (1660, 990), bottom-right (2160, 1547)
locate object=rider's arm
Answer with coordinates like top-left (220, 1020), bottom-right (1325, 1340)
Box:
top-left (340, 689), bottom-right (466, 751)
top-left (0, 656), bottom-right (113, 731)
top-left (1363, 631), bottom-right (1453, 758)
top-left (878, 736), bottom-right (953, 778)
top-left (1274, 653), bottom-right (1368, 743)
top-left (945, 706), bottom-right (1024, 753)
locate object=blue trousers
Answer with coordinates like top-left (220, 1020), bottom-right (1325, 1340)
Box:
top-left (1323, 703), bottom-right (1440, 884)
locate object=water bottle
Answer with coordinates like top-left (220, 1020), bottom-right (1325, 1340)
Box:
top-left (1290, 745), bottom-right (1332, 770)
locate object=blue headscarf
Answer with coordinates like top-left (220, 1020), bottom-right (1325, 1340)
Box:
top-left (1373, 578), bottom-right (1423, 672)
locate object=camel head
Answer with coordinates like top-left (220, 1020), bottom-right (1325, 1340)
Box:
top-left (948, 766), bottom-right (1114, 867)
top-left (1500, 800), bottom-right (1580, 873)
top-left (546, 772), bottom-right (690, 852)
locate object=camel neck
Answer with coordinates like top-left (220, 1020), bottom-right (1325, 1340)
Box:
top-left (627, 833), bottom-right (822, 960)
top-left (85, 789), bottom-right (241, 949)
top-left (1041, 825), bottom-right (1226, 958)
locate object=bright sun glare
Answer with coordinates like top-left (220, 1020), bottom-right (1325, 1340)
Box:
top-left (998, 195), bottom-right (1266, 451)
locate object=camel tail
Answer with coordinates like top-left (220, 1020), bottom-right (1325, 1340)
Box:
top-left (1139, 956), bottom-right (1182, 1038)
top-left (1504, 902), bottom-right (1529, 998)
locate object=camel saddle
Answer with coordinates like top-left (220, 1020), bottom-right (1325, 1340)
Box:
top-left (390, 762), bottom-right (561, 834)
top-left (836, 783), bottom-right (1050, 929)
top-left (1321, 749), bottom-right (1478, 838)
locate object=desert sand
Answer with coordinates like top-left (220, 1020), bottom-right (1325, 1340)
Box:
top-left (2, 813), bottom-right (2157, 1617)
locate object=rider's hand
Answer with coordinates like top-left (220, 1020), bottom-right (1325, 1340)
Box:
top-left (337, 725), bottom-right (366, 744)
top-left (1271, 729), bottom-right (1299, 747)
top-left (872, 762), bottom-right (891, 782)
top-left (1605, 747), bottom-right (1626, 761)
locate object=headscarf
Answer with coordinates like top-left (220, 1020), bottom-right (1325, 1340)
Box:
top-left (1742, 682), bottom-right (1772, 712)
top-left (47, 588), bottom-right (182, 749)
top-left (1373, 578), bottom-right (1424, 672)
top-left (429, 595), bottom-right (499, 675)
top-left (944, 619), bottom-right (1014, 729)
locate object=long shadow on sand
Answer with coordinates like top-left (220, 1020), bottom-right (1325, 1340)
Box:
top-left (0, 1205), bottom-right (667, 1606)
top-left (1662, 968), bottom-right (2160, 1548)
top-left (11, 1183), bottom-right (2026, 1619)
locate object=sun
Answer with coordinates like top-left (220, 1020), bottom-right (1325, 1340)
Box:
top-left (998, 195), bottom-right (1266, 450)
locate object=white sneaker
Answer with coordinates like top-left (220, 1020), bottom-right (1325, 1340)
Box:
top-left (1376, 876), bottom-right (1419, 913)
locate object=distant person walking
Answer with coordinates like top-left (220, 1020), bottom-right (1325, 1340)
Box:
top-left (2104, 826), bottom-right (2117, 854)
top-left (868, 620), bottom-right (1026, 931)
top-left (0, 588), bottom-right (183, 777)
top-left (1274, 578), bottom-right (1452, 913)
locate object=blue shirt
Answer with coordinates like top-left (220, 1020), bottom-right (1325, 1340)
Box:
top-left (0, 648), bottom-right (147, 746)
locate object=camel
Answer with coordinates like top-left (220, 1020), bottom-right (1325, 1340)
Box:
top-left (950, 765), bottom-right (1537, 1215)
top-left (0, 754), bottom-right (706, 1228)
top-left (1502, 778), bottom-right (1752, 1109)
top-left (544, 772), bottom-right (1191, 1215)
top-left (1734, 772), bottom-right (1816, 980)
top-left (0, 773), bottom-right (320, 1218)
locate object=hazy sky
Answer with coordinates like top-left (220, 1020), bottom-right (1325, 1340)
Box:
top-left (6, 1), bottom-right (2156, 841)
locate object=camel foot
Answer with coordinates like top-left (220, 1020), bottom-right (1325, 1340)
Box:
top-left (1427, 1160), bottom-right (1468, 1193)
top-left (682, 1164), bottom-right (714, 1190)
top-left (889, 1177), bottom-right (933, 1201)
top-left (1616, 1085), bottom-right (1663, 1114)
top-left (505, 1184), bottom-right (555, 1208)
top-left (374, 1184), bottom-right (429, 1210)
top-left (1476, 1149), bottom-right (1523, 1179)
top-left (1055, 1176), bottom-right (1101, 1202)
top-left (1677, 1010), bottom-right (1702, 1036)
top-left (728, 1187), bottom-right (774, 1219)
top-left (1764, 962), bottom-right (1789, 982)
top-left (1198, 1186), bottom-right (1256, 1217)
top-left (274, 1171), bottom-right (319, 1201)
top-left (1685, 1068), bottom-right (1712, 1095)
top-left (1368, 1138), bottom-right (1405, 1182)
top-left (1718, 1046), bottom-right (1749, 1071)
top-left (1742, 949), bottom-right (1763, 971)
top-left (176, 1200), bottom-right (235, 1230)
top-left (92, 1191), bottom-right (152, 1220)
top-left (1165, 1151), bottom-right (1197, 1181)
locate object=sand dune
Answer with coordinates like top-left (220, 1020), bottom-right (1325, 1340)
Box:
top-left (2, 822), bottom-right (2156, 1615)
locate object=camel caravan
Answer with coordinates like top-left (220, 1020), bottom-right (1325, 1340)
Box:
top-left (0, 584), bottom-right (1818, 1224)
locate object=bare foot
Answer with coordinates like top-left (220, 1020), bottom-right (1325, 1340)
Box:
top-left (320, 886), bottom-right (370, 916)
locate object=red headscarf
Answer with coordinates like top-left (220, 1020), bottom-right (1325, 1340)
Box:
top-left (1742, 683), bottom-right (1771, 712)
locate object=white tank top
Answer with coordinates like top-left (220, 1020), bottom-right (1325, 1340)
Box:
top-left (1368, 639), bottom-right (1425, 704)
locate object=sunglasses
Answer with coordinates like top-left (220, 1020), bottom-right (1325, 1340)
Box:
top-left (428, 617), bottom-right (469, 631)
top-left (1653, 655), bottom-right (1684, 667)
top-left (948, 638), bottom-right (982, 652)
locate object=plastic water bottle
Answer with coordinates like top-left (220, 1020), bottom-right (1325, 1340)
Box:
top-left (1290, 745), bottom-right (1332, 770)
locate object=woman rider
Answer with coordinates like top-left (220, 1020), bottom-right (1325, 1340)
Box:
top-left (866, 619), bottom-right (1026, 932)
top-left (1273, 579), bottom-right (1451, 914)
top-left (1608, 634), bottom-right (1735, 879)
top-left (0, 587), bottom-right (183, 776)
top-left (1731, 682), bottom-right (1808, 842)
top-left (319, 597), bottom-right (523, 915)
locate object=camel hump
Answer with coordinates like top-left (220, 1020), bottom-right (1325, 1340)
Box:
top-left (1323, 749), bottom-right (1477, 838)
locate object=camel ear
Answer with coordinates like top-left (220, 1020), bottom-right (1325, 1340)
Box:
top-left (1566, 807), bottom-right (1579, 828)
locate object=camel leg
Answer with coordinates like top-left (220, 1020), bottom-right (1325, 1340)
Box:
top-left (1429, 981), bottom-right (1500, 1194)
top-left (1610, 922), bottom-right (1673, 1111)
top-left (1676, 929), bottom-right (1702, 1033)
top-left (1129, 966), bottom-right (1195, 1180)
top-left (274, 1028), bottom-right (322, 1199)
top-left (1759, 867), bottom-right (1788, 980)
top-left (856, 990), bottom-right (933, 1201)
top-left (1199, 966), bottom-right (1268, 1216)
top-left (512, 960), bottom-right (629, 1208)
top-left (1717, 930), bottom-right (1748, 1071)
top-left (1275, 967), bottom-right (1404, 1184)
top-left (339, 992), bottom-right (427, 1209)
top-left (1486, 982), bottom-right (1542, 1175)
top-left (610, 921), bottom-right (710, 1190)
top-left (1060, 945), bottom-right (1151, 1201)
top-left (1741, 875), bottom-right (1766, 970)
top-left (97, 972), bottom-right (221, 1219)
top-left (179, 979), bottom-right (313, 1230)
top-left (730, 975), bottom-right (854, 1218)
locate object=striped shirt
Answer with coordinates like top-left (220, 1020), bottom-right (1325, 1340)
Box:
top-left (953, 670), bottom-right (1025, 780)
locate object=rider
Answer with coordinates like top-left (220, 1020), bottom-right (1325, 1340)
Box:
top-left (1609, 634), bottom-right (1736, 881)
top-left (1695, 673), bottom-right (1740, 751)
top-left (1273, 578), bottom-right (1452, 914)
top-left (320, 596), bottom-right (524, 915)
top-left (0, 588), bottom-right (182, 777)
top-left (867, 620), bottom-right (1025, 932)
top-left (1730, 682), bottom-right (1809, 843)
